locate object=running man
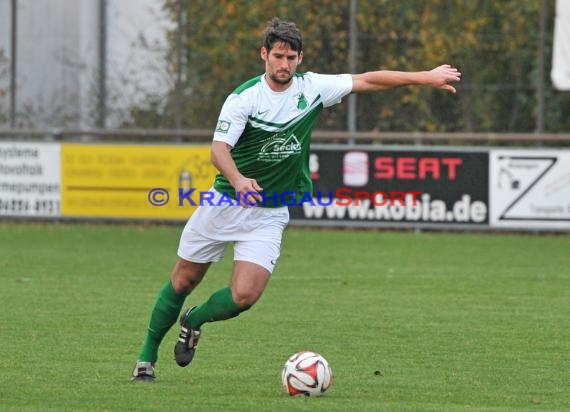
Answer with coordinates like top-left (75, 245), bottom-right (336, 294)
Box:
top-left (131, 17), bottom-right (461, 381)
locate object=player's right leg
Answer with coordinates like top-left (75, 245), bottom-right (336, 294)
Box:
top-left (131, 259), bottom-right (210, 382)
top-left (132, 201), bottom-right (230, 381)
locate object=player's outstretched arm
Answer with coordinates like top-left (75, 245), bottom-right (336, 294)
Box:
top-left (351, 64), bottom-right (461, 94)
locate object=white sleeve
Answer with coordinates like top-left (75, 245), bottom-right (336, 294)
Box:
top-left (212, 94), bottom-right (250, 147)
top-left (309, 72), bottom-right (353, 108)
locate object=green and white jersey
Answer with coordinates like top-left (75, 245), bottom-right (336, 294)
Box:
top-left (213, 72), bottom-right (352, 207)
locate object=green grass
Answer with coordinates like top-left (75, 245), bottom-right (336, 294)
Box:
top-left (0, 222), bottom-right (569, 411)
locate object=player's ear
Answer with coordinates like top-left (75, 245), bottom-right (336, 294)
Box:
top-left (261, 47), bottom-right (268, 62)
top-left (298, 51), bottom-right (303, 65)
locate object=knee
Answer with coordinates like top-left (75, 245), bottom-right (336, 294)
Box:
top-left (171, 274), bottom-right (200, 294)
top-left (170, 261), bottom-right (207, 294)
top-left (231, 289), bottom-right (258, 310)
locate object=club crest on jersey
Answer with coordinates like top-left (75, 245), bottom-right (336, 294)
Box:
top-left (296, 93), bottom-right (308, 110)
top-left (258, 133), bottom-right (302, 162)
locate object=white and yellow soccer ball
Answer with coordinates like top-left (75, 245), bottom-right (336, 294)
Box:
top-left (281, 351), bottom-right (333, 396)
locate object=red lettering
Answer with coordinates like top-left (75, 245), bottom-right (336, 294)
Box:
top-left (419, 158), bottom-right (440, 179)
top-left (397, 157), bottom-right (416, 179)
top-left (390, 191), bottom-right (406, 206)
top-left (442, 158), bottom-right (462, 180)
top-left (374, 156), bottom-right (463, 180)
top-left (335, 188), bottom-right (352, 206)
top-left (353, 191), bottom-right (370, 206)
top-left (374, 157), bottom-right (394, 179)
top-left (407, 191), bottom-right (422, 206)
top-left (371, 191), bottom-right (388, 206)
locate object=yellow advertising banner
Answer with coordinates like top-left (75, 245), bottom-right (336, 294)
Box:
top-left (61, 144), bottom-right (218, 219)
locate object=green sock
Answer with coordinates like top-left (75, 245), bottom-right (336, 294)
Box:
top-left (188, 287), bottom-right (243, 330)
top-left (138, 281), bottom-right (186, 363)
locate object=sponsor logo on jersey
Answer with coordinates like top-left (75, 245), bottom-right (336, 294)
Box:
top-left (215, 120), bottom-right (231, 133)
top-left (258, 133), bottom-right (302, 162)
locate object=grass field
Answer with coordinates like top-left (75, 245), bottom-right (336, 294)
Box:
top-left (0, 222), bottom-right (569, 411)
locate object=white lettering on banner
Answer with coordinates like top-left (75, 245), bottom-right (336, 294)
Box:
top-left (302, 194), bottom-right (487, 223)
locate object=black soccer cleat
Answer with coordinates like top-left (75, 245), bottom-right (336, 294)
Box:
top-left (174, 306), bottom-right (201, 367)
top-left (131, 361), bottom-right (156, 382)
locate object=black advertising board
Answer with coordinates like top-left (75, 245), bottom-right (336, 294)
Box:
top-left (289, 146), bottom-right (489, 227)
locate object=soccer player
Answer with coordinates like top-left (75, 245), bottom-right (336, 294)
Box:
top-left (131, 17), bottom-right (461, 381)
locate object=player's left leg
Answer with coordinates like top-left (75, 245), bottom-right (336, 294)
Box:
top-left (175, 203), bottom-right (288, 368)
top-left (174, 261), bottom-right (270, 367)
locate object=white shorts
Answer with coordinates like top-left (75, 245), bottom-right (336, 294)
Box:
top-left (177, 189), bottom-right (289, 273)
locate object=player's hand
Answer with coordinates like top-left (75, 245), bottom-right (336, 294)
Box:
top-left (429, 64), bottom-right (461, 93)
top-left (233, 177), bottom-right (263, 208)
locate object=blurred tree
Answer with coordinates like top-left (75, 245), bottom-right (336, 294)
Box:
top-left (125, 0), bottom-right (569, 133)
top-left (357, 0), bottom-right (552, 133)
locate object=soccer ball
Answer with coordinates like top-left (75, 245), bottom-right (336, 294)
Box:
top-left (281, 351), bottom-right (333, 396)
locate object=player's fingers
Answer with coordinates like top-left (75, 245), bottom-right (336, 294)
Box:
top-left (441, 84), bottom-right (457, 94)
top-left (247, 187), bottom-right (262, 204)
top-left (449, 69), bottom-right (461, 79)
top-left (241, 191), bottom-right (260, 208)
top-left (252, 179), bottom-right (263, 192)
top-left (251, 192), bottom-right (262, 203)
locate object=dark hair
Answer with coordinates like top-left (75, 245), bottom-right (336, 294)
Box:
top-left (263, 17), bottom-right (303, 53)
